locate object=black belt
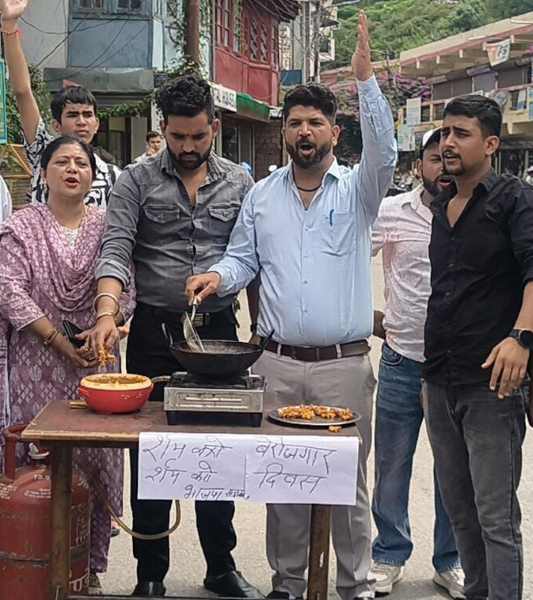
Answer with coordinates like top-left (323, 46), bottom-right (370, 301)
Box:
top-left (264, 339), bottom-right (370, 362)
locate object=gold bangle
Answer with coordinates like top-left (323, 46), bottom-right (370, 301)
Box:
top-left (96, 312), bottom-right (116, 321)
top-left (93, 292), bottom-right (120, 317)
top-left (43, 329), bottom-right (59, 347)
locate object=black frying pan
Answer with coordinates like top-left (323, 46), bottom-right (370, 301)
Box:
top-left (162, 325), bottom-right (274, 380)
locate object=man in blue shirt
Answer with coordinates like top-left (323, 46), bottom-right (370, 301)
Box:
top-left (187, 12), bottom-right (396, 600)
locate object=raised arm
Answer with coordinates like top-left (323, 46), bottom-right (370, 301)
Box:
top-left (351, 12), bottom-right (397, 225)
top-left (0, 0), bottom-right (41, 144)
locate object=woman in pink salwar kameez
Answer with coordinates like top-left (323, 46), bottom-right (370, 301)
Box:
top-left (0, 136), bottom-right (135, 593)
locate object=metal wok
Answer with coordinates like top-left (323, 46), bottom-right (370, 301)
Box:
top-left (162, 325), bottom-right (274, 380)
top-left (170, 340), bottom-right (263, 379)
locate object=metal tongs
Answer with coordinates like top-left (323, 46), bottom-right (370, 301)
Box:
top-left (183, 297), bottom-right (206, 352)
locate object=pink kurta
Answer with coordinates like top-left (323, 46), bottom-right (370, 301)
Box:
top-left (0, 204), bottom-right (135, 573)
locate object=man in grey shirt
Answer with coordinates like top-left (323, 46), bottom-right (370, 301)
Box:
top-left (91, 75), bottom-right (259, 599)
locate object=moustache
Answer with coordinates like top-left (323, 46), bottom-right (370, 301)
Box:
top-left (443, 151), bottom-right (461, 160)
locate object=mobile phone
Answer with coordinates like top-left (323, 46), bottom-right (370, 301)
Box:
top-left (63, 320), bottom-right (85, 349)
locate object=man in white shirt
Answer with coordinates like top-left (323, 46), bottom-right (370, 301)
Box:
top-left (0, 176), bottom-right (12, 223)
top-left (371, 130), bottom-right (464, 598)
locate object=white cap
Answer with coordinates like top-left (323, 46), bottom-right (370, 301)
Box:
top-left (268, 164), bottom-right (277, 173)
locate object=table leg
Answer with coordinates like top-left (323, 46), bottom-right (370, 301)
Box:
top-left (49, 444), bottom-right (73, 600)
top-left (307, 505), bottom-right (332, 600)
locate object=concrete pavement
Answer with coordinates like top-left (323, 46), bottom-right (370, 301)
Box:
top-left (100, 259), bottom-right (533, 599)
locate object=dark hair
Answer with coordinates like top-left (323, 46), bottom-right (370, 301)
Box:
top-left (155, 74), bottom-right (215, 122)
top-left (443, 94), bottom-right (502, 138)
top-left (41, 135), bottom-right (97, 180)
top-left (146, 130), bottom-right (162, 142)
top-left (283, 84), bottom-right (337, 122)
top-left (50, 86), bottom-right (98, 123)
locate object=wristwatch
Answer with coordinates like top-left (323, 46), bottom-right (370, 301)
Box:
top-left (509, 329), bottom-right (533, 350)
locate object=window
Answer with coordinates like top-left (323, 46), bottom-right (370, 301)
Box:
top-left (421, 104), bottom-right (431, 123)
top-left (117, 0), bottom-right (143, 10)
top-left (271, 22), bottom-right (278, 68)
top-left (233, 0), bottom-right (242, 53)
top-left (498, 66), bottom-right (529, 89)
top-left (216, 0), bottom-right (232, 48)
top-left (77, 0), bottom-right (104, 9)
top-left (249, 17), bottom-right (259, 61)
top-left (433, 103), bottom-right (445, 121)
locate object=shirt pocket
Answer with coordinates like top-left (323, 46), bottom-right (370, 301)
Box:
top-left (207, 204), bottom-right (240, 238)
top-left (315, 211), bottom-right (356, 256)
top-left (143, 203), bottom-right (180, 224)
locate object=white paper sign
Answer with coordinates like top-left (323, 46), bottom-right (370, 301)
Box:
top-left (486, 38), bottom-right (511, 67)
top-left (139, 433), bottom-right (359, 505)
top-left (406, 97), bottom-right (422, 126)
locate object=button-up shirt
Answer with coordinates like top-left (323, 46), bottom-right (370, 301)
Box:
top-left (96, 150), bottom-right (254, 311)
top-left (372, 186), bottom-right (432, 363)
top-left (424, 172), bottom-right (533, 385)
top-left (211, 76), bottom-right (397, 346)
top-left (24, 119), bottom-right (121, 208)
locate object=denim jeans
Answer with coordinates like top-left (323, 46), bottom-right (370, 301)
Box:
top-left (423, 381), bottom-right (526, 600)
top-left (372, 343), bottom-right (460, 572)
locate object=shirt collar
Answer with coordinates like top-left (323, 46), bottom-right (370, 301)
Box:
top-left (431, 169), bottom-right (497, 214)
top-left (399, 185), bottom-right (423, 209)
top-left (285, 157), bottom-right (342, 184)
top-left (94, 153), bottom-right (108, 174)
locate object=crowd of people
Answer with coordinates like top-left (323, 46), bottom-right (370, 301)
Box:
top-left (0, 1), bottom-right (532, 600)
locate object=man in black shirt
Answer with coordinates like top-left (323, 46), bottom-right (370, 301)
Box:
top-left (423, 94), bottom-right (533, 600)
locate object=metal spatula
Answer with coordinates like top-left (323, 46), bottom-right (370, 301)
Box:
top-left (183, 298), bottom-right (206, 352)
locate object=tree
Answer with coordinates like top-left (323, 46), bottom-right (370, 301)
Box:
top-left (327, 0), bottom-right (533, 70)
top-left (486, 0), bottom-right (533, 20)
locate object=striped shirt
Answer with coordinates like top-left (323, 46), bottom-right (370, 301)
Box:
top-left (24, 119), bottom-right (121, 209)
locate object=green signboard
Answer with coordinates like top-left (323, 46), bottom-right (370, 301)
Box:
top-left (0, 60), bottom-right (7, 144)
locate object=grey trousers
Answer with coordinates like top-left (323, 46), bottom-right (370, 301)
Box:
top-left (253, 350), bottom-right (376, 600)
top-left (423, 381), bottom-right (526, 600)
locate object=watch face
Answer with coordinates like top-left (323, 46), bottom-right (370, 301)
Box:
top-left (519, 330), bottom-right (533, 349)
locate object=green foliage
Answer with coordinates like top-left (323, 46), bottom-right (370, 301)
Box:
top-left (7, 64), bottom-right (51, 144)
top-left (329, 0), bottom-right (533, 69)
top-left (486, 0), bottom-right (533, 19)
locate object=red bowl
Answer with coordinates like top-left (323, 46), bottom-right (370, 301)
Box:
top-left (79, 374), bottom-right (153, 414)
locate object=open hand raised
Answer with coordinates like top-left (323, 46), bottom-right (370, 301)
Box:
top-left (351, 11), bottom-right (372, 82)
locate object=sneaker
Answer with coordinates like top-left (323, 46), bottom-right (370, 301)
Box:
top-left (370, 562), bottom-right (404, 596)
top-left (433, 568), bottom-right (466, 599)
top-left (88, 573), bottom-right (103, 595)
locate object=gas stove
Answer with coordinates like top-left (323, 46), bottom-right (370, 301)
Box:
top-left (163, 371), bottom-right (265, 426)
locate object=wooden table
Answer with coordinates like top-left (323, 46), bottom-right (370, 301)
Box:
top-left (22, 397), bottom-right (359, 600)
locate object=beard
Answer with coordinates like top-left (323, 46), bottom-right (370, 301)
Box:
top-left (286, 139), bottom-right (332, 169)
top-left (422, 175), bottom-right (443, 197)
top-left (170, 143), bottom-right (212, 171)
top-left (443, 154), bottom-right (465, 176)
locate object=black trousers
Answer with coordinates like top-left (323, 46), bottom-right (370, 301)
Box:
top-left (127, 302), bottom-right (238, 583)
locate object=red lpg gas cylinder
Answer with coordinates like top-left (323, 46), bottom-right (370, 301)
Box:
top-left (0, 425), bottom-right (91, 599)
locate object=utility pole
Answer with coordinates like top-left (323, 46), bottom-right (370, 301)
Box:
top-left (303, 0), bottom-right (311, 83)
top-left (184, 0), bottom-right (201, 68)
top-left (313, 0), bottom-right (321, 83)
